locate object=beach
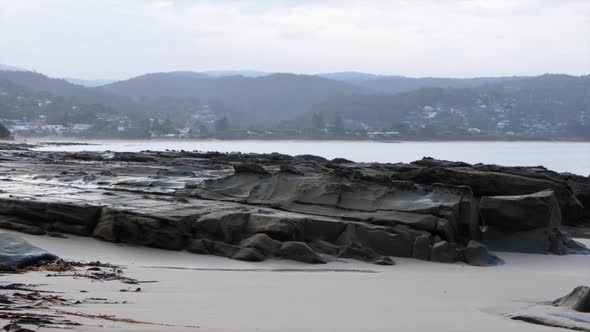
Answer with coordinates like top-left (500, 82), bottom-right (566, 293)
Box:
top-left (2, 230), bottom-right (589, 331)
top-left (0, 143), bottom-right (588, 331)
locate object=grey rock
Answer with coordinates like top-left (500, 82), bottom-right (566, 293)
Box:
top-left (280, 241), bottom-right (325, 264)
top-left (511, 285), bottom-right (590, 331)
top-left (460, 240), bottom-right (501, 266)
top-left (196, 211), bottom-right (249, 243)
top-left (92, 208), bottom-right (117, 242)
top-left (233, 247), bottom-right (266, 262)
top-left (436, 218), bottom-right (455, 242)
top-left (279, 164), bottom-right (304, 175)
top-left (480, 190), bottom-right (562, 231)
top-left (233, 163), bottom-right (269, 175)
top-left (372, 256), bottom-right (395, 265)
top-left (208, 241), bottom-right (241, 258)
top-left (553, 286), bottom-right (590, 312)
top-left (240, 233), bottom-right (281, 256)
top-left (412, 235), bottom-right (431, 260)
top-left (402, 161), bottom-right (583, 225)
top-left (246, 214), bottom-right (302, 241)
top-left (430, 241), bottom-right (457, 263)
top-left (0, 216), bottom-right (46, 236)
top-left (338, 243), bottom-right (379, 262)
top-left (0, 233), bottom-right (57, 269)
top-left (186, 239), bottom-right (210, 254)
top-left (0, 147), bottom-right (587, 267)
top-left (309, 239), bottom-right (341, 256)
top-left (363, 228), bottom-right (412, 257)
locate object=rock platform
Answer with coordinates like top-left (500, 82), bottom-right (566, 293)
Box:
top-left (0, 143), bottom-right (588, 265)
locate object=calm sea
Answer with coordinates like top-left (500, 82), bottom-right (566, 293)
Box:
top-left (33, 140), bottom-right (590, 176)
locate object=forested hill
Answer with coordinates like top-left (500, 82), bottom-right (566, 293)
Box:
top-left (97, 72), bottom-right (368, 123)
top-left (0, 68), bottom-right (588, 140)
top-left (319, 72), bottom-right (525, 94)
top-left (305, 74), bottom-right (590, 139)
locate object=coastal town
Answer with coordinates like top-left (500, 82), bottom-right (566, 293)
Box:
top-left (1, 101), bottom-right (588, 140)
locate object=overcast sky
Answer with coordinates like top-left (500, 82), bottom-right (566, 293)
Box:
top-left (1, 0), bottom-right (589, 79)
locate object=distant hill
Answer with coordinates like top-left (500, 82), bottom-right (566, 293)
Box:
top-left (99, 72), bottom-right (368, 123)
top-left (202, 70), bottom-right (270, 77)
top-left (318, 72), bottom-right (385, 81)
top-left (167, 71), bottom-right (210, 79)
top-left (305, 74), bottom-right (590, 138)
top-left (319, 72), bottom-right (524, 93)
top-left (0, 64), bottom-right (27, 72)
top-left (477, 74), bottom-right (590, 123)
top-left (0, 70), bottom-right (244, 125)
top-left (164, 70), bottom-right (271, 78)
top-left (65, 78), bottom-right (117, 87)
top-left (0, 70), bottom-right (90, 97)
top-left (0, 69), bottom-right (588, 139)
top-left (0, 70), bottom-right (199, 122)
top-left (0, 78), bottom-right (122, 125)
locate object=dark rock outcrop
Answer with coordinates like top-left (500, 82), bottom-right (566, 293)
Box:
top-left (480, 190), bottom-right (561, 231)
top-left (240, 233), bottom-right (281, 257)
top-left (512, 286), bottom-right (590, 331)
top-left (0, 233), bottom-right (57, 269)
top-left (279, 241), bottom-right (325, 264)
top-left (480, 190), bottom-right (586, 254)
top-left (0, 123), bottom-right (11, 139)
top-left (0, 199), bottom-right (102, 236)
top-left (397, 158), bottom-right (585, 225)
top-left (430, 241), bottom-right (457, 263)
top-left (459, 240), bottom-right (501, 266)
top-left (411, 235), bottom-right (431, 260)
top-left (233, 163), bottom-right (269, 175)
top-left (553, 286), bottom-right (590, 313)
top-left (233, 247), bottom-right (266, 262)
top-left (0, 147), bottom-right (587, 266)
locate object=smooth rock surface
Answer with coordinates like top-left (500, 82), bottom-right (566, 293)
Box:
top-left (0, 145), bottom-right (587, 266)
top-left (460, 240), bottom-right (502, 266)
top-left (280, 241), bottom-right (326, 264)
top-left (480, 190), bottom-right (562, 231)
top-left (0, 233), bottom-right (57, 268)
top-left (554, 286), bottom-right (590, 313)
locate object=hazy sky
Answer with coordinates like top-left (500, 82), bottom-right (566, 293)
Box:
top-left (1, 0), bottom-right (589, 79)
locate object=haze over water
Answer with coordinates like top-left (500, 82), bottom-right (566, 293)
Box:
top-left (35, 140), bottom-right (590, 176)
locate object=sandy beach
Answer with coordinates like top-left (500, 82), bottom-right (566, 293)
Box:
top-left (0, 146), bottom-right (588, 331)
top-left (2, 1), bottom-right (589, 329)
top-left (1, 230), bottom-right (589, 331)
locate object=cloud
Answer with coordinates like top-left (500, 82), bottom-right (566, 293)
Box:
top-left (0, 0), bottom-right (588, 78)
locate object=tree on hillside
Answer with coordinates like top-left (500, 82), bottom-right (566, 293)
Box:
top-left (214, 117), bottom-right (230, 132)
top-left (0, 122), bottom-right (11, 139)
top-left (312, 112), bottom-right (325, 129)
top-left (332, 115), bottom-right (345, 134)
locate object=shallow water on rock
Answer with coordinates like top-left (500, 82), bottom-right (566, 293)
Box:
top-left (32, 140), bottom-right (590, 175)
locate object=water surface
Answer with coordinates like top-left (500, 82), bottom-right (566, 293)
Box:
top-left (33, 140), bottom-right (590, 175)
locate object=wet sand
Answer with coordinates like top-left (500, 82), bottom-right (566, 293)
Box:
top-left (2, 230), bottom-right (589, 331)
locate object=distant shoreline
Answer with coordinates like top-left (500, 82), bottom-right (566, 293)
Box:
top-left (9, 137), bottom-right (590, 144)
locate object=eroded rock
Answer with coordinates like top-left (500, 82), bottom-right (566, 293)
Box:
top-left (240, 233), bottom-right (281, 256)
top-left (430, 241), bottom-right (457, 263)
top-left (512, 286), bottom-right (590, 331)
top-left (0, 233), bottom-right (57, 269)
top-left (0, 147), bottom-right (586, 267)
top-left (280, 241), bottom-right (325, 264)
top-left (459, 240), bottom-right (501, 266)
top-left (553, 286), bottom-right (590, 313)
top-left (480, 190), bottom-right (562, 231)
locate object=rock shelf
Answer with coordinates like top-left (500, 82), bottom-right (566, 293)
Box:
top-left (0, 143), bottom-right (588, 265)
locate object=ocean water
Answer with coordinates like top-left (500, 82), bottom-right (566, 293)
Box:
top-left (33, 140), bottom-right (590, 176)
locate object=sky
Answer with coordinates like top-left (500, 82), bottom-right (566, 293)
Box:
top-left (0, 0), bottom-right (589, 79)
